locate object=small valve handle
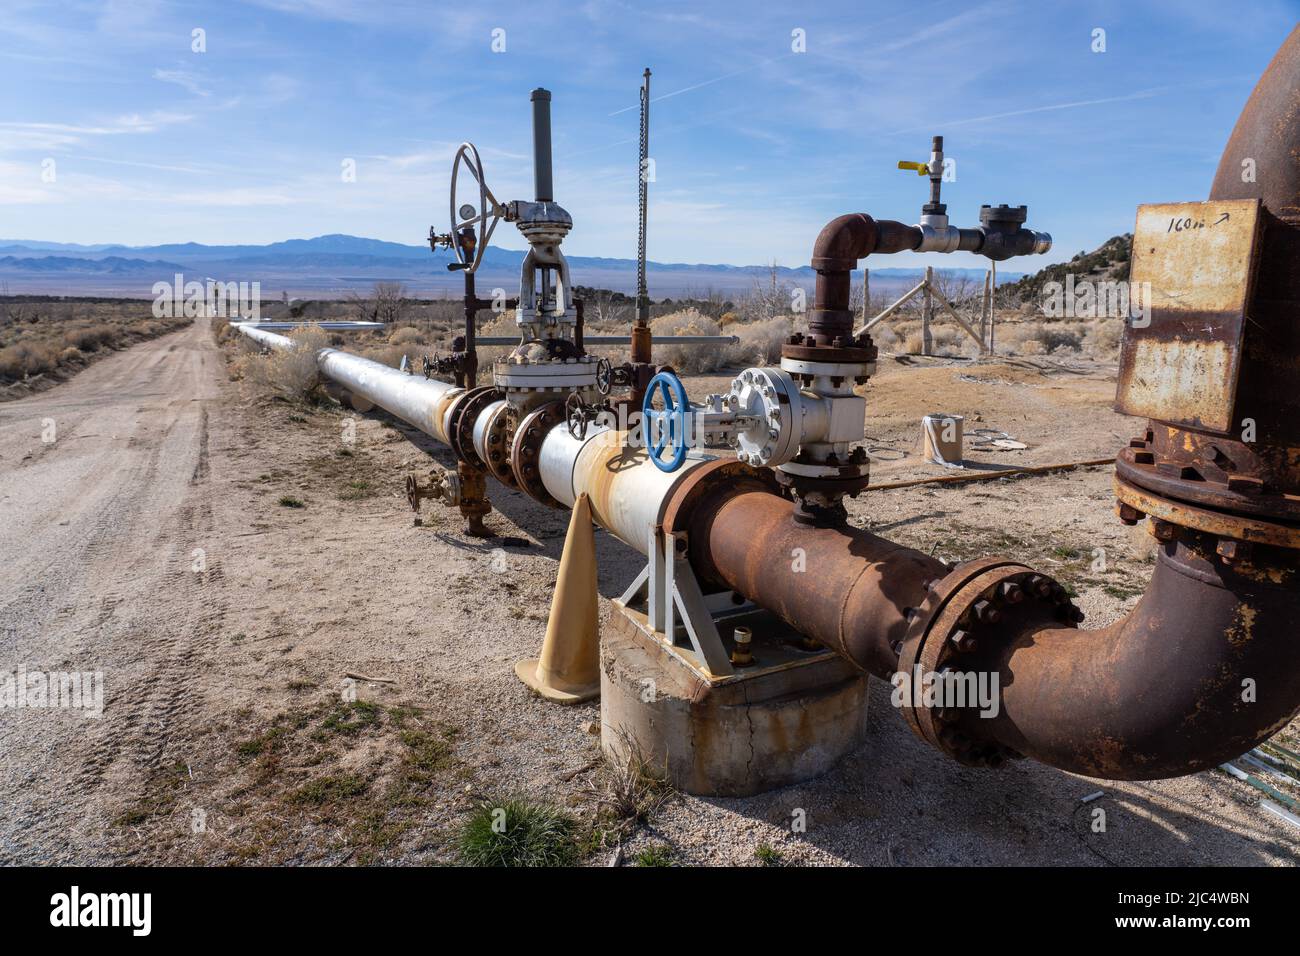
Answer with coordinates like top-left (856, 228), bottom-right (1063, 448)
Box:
top-left (897, 161), bottom-right (930, 176)
top-left (642, 370), bottom-right (690, 473)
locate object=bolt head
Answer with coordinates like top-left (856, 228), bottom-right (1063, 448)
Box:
top-left (1216, 538), bottom-right (1250, 563)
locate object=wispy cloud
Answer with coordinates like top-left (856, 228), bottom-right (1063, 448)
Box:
top-left (0, 112), bottom-right (195, 152)
top-left (153, 68), bottom-right (210, 97)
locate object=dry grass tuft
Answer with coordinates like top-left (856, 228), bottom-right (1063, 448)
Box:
top-left (584, 733), bottom-right (674, 834)
top-left (236, 324), bottom-right (330, 400)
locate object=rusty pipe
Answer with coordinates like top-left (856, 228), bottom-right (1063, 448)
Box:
top-left (888, 28), bottom-right (1300, 779)
top-left (1210, 26), bottom-right (1300, 219)
top-left (687, 487), bottom-right (948, 679)
top-left (809, 213), bottom-right (920, 345)
top-left (952, 533), bottom-right (1300, 779)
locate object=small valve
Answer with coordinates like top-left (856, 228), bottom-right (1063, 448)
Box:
top-left (897, 161), bottom-right (930, 176)
top-left (406, 467), bottom-right (461, 512)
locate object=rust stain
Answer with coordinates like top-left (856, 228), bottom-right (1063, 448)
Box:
top-left (1116, 199), bottom-right (1261, 433)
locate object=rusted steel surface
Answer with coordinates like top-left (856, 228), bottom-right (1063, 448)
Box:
top-left (694, 489), bottom-right (947, 679)
top-left (446, 385), bottom-right (498, 468)
top-left (456, 462), bottom-right (492, 537)
top-left (567, 429), bottom-right (709, 551)
top-left (960, 533), bottom-right (1300, 780)
top-left (511, 401), bottom-right (567, 507)
top-left (1117, 423), bottom-right (1300, 520)
top-left (1211, 26), bottom-right (1300, 219)
top-left (660, 458), bottom-right (777, 539)
top-left (805, 213), bottom-right (920, 349)
top-left (896, 560), bottom-right (1076, 768)
top-left (1115, 200), bottom-right (1262, 434)
top-left (1114, 475), bottom-right (1300, 549)
top-left (1206, 25), bottom-right (1300, 457)
top-left (480, 401), bottom-right (518, 488)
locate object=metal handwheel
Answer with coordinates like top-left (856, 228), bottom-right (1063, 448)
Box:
top-left (449, 142), bottom-right (503, 273)
top-left (642, 370), bottom-right (689, 472)
top-left (566, 392), bottom-right (589, 441)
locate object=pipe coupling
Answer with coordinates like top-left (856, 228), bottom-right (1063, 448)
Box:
top-left (895, 558), bottom-right (1081, 768)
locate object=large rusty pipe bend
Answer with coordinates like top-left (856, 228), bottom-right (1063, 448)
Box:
top-left (690, 488), bottom-right (948, 679)
top-left (950, 533), bottom-right (1300, 779)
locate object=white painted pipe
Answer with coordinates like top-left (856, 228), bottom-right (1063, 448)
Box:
top-left (235, 324), bottom-right (463, 443)
top-left (539, 427), bottom-right (715, 548)
top-left (234, 322), bottom-right (704, 555)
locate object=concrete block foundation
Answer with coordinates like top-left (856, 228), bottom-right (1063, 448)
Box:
top-left (600, 602), bottom-right (869, 797)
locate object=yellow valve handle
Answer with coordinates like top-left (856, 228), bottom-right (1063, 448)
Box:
top-left (897, 161), bottom-right (930, 176)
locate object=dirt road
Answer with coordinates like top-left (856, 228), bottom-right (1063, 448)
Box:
top-left (0, 319), bottom-right (224, 863)
top-left (1, 324), bottom-right (1296, 865)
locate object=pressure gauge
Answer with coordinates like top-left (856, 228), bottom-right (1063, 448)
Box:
top-left (459, 203), bottom-right (476, 222)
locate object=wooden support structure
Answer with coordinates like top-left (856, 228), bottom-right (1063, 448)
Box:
top-left (921, 266), bottom-right (934, 356)
top-left (859, 265), bottom-right (991, 355)
top-left (860, 279), bottom-right (927, 333)
top-left (988, 261), bottom-right (997, 353)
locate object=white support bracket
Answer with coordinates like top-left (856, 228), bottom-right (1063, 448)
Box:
top-left (618, 526), bottom-right (734, 677)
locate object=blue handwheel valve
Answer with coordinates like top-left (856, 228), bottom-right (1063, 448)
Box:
top-left (642, 370), bottom-right (690, 472)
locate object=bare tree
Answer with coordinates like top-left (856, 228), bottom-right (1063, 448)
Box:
top-left (741, 260), bottom-right (797, 321)
top-left (587, 289), bottom-right (633, 328)
top-left (373, 282), bottom-right (406, 325)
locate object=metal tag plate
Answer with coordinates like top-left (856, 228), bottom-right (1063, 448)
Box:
top-left (1115, 199), bottom-right (1262, 434)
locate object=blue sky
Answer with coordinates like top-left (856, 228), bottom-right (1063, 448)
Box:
top-left (2, 0), bottom-right (1296, 268)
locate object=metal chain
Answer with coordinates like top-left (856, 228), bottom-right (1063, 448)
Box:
top-left (637, 69), bottom-right (650, 308)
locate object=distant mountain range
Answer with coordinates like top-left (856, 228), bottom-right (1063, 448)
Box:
top-left (0, 234), bottom-right (1020, 298)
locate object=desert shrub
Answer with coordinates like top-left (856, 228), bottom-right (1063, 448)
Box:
top-left (237, 324), bottom-right (329, 399)
top-left (0, 341), bottom-right (59, 380)
top-left (59, 347), bottom-right (85, 364)
top-left (998, 322), bottom-right (1082, 356)
top-left (871, 322), bottom-right (901, 351)
top-left (1083, 318), bottom-right (1124, 358)
top-left (726, 315), bottom-right (791, 367)
top-left (360, 343), bottom-right (410, 369)
top-left (388, 326), bottom-right (424, 346)
top-left (650, 309), bottom-right (726, 373)
top-left (62, 324), bottom-right (116, 352)
top-left (0, 348), bottom-right (23, 382)
top-left (472, 313), bottom-right (519, 368)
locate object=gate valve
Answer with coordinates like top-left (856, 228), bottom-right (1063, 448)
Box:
top-left (642, 370), bottom-right (690, 472)
top-left (405, 467), bottom-right (461, 512)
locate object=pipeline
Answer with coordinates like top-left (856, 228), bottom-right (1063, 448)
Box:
top-left (236, 28), bottom-right (1300, 782)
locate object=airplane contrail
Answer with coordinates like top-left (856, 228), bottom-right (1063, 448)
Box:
top-left (608, 53), bottom-right (795, 116)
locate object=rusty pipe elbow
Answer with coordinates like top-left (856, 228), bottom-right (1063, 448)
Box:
top-left (922, 534), bottom-right (1300, 779)
top-left (809, 214), bottom-right (922, 345)
top-left (811, 213), bottom-right (879, 272)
